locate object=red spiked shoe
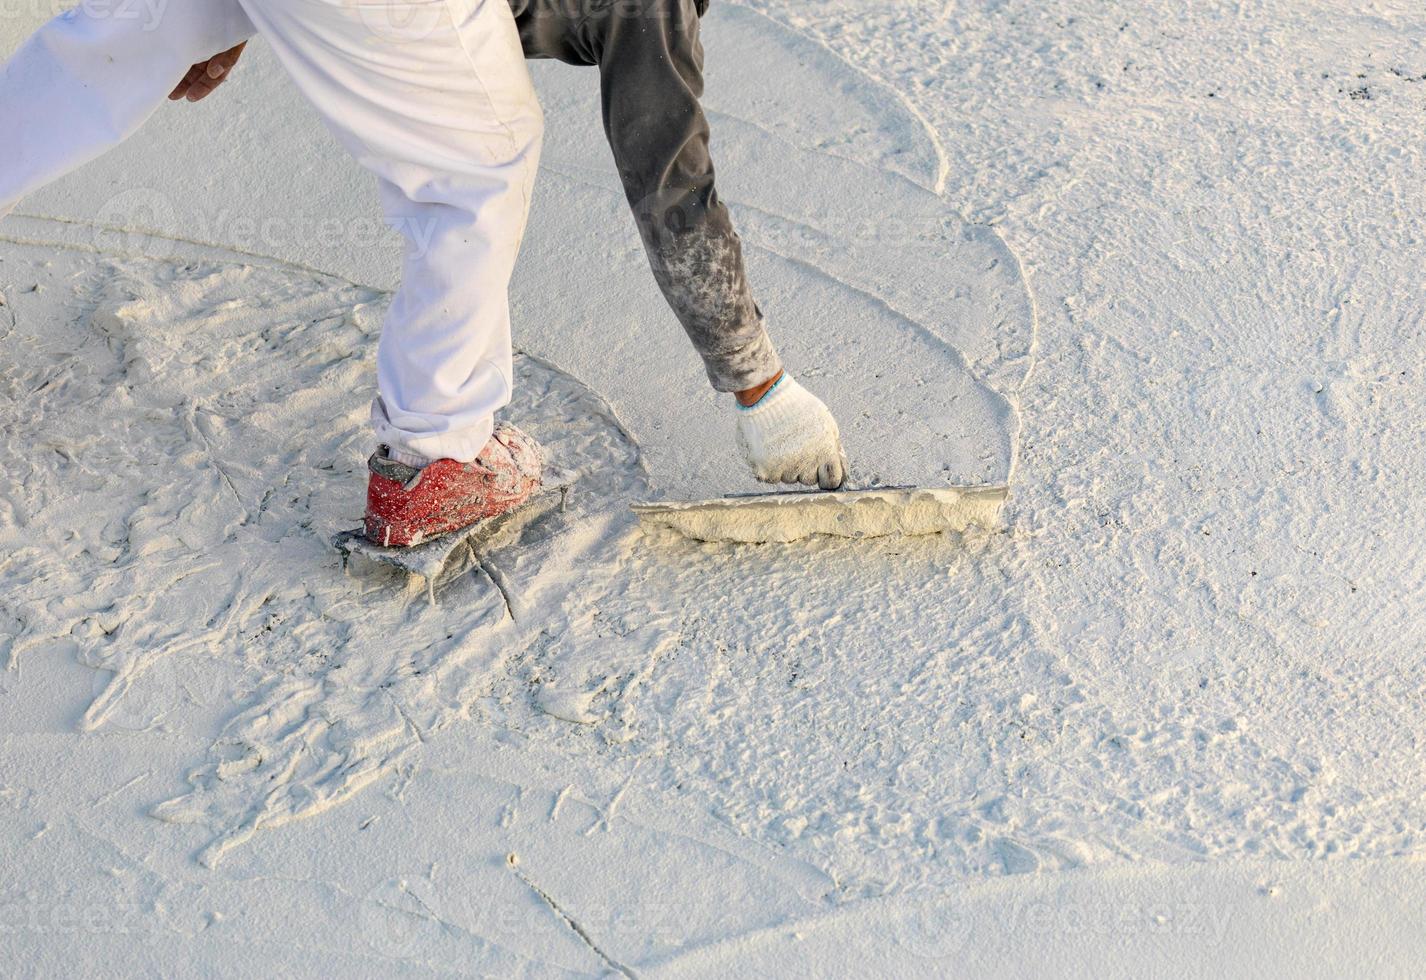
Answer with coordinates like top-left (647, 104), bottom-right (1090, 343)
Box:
top-left (363, 422), bottom-right (543, 548)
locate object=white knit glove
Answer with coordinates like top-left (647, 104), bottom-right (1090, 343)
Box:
top-left (735, 375), bottom-right (849, 490)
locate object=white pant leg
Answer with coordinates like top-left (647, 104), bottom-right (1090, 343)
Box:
top-left (3, 0), bottom-right (542, 464)
top-left (0, 0), bottom-right (255, 216)
top-left (236, 0), bottom-right (544, 463)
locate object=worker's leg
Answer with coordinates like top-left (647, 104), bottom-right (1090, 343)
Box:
top-left (511, 0), bottom-right (781, 394)
top-left (238, 0), bottom-right (543, 464)
top-left (0, 0), bottom-right (255, 216)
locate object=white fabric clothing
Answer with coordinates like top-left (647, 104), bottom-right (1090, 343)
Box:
top-left (0, 0), bottom-right (543, 463)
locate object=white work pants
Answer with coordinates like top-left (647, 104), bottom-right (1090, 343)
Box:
top-left (0, 0), bottom-right (544, 462)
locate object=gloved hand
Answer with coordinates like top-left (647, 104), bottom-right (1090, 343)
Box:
top-left (735, 375), bottom-right (849, 490)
